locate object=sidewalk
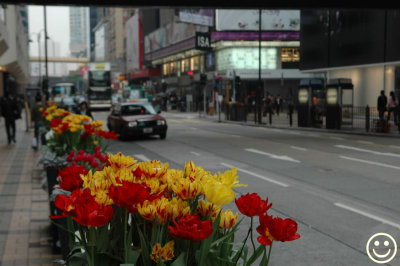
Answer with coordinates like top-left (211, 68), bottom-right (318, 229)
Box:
top-left (0, 115), bottom-right (61, 266)
top-left (182, 110), bottom-right (400, 138)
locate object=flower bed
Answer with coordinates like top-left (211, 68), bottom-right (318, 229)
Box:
top-left (39, 103), bottom-right (300, 265)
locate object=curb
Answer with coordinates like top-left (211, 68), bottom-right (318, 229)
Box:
top-left (188, 112), bottom-right (400, 139)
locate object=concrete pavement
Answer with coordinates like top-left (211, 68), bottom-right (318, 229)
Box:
top-left (0, 115), bottom-right (61, 266)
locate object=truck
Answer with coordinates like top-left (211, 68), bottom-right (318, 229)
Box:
top-left (85, 63), bottom-right (112, 110)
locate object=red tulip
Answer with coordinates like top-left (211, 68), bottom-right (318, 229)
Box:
top-left (235, 193), bottom-right (272, 217)
top-left (57, 162), bottom-right (87, 192)
top-left (52, 188), bottom-right (114, 227)
top-left (49, 118), bottom-right (62, 128)
top-left (256, 214), bottom-right (300, 246)
top-left (108, 181), bottom-right (151, 213)
top-left (168, 214), bottom-right (213, 242)
top-left (73, 198), bottom-right (114, 227)
top-left (52, 188), bottom-right (83, 218)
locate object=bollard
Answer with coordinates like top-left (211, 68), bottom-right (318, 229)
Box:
top-left (366, 105), bottom-right (370, 132)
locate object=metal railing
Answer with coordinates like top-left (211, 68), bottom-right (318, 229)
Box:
top-left (220, 103), bottom-right (400, 134)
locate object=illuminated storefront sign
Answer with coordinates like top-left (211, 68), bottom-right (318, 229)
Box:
top-left (216, 47), bottom-right (277, 71)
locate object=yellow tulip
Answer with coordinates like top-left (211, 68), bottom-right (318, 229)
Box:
top-left (218, 209), bottom-right (239, 229)
top-left (171, 177), bottom-right (203, 200)
top-left (150, 240), bottom-right (174, 263)
top-left (204, 182), bottom-right (235, 207)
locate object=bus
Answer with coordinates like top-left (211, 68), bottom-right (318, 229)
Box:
top-left (50, 82), bottom-right (80, 112)
top-left (86, 63), bottom-right (112, 110)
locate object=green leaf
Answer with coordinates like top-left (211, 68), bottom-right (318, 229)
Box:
top-left (171, 252), bottom-right (186, 266)
top-left (232, 242), bottom-right (248, 265)
top-left (96, 226), bottom-right (111, 252)
top-left (126, 249), bottom-right (140, 264)
top-left (138, 226), bottom-right (151, 266)
top-left (197, 212), bottom-right (221, 266)
top-left (245, 245), bottom-right (265, 266)
top-left (67, 251), bottom-right (89, 266)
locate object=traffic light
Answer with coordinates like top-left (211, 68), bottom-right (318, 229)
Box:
top-left (200, 73), bottom-right (207, 85)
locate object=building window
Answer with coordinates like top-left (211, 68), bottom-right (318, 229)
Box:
top-left (181, 58), bottom-right (190, 73)
top-left (190, 56), bottom-right (199, 71)
top-left (281, 48), bottom-right (300, 62)
top-left (281, 48), bottom-right (300, 69)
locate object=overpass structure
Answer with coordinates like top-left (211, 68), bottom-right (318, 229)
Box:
top-left (29, 56), bottom-right (90, 63)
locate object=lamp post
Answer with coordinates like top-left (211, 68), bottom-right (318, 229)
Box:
top-left (258, 8), bottom-right (262, 124)
top-left (29, 29), bottom-right (44, 87)
top-left (43, 6), bottom-right (49, 100)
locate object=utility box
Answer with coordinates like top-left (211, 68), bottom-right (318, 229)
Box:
top-left (297, 78), bottom-right (325, 127)
top-left (326, 78), bottom-right (354, 129)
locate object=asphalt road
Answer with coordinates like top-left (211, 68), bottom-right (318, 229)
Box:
top-left (94, 110), bottom-right (400, 266)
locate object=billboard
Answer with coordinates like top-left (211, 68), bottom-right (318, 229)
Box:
top-left (179, 9), bottom-right (214, 27)
top-left (216, 47), bottom-right (277, 71)
top-left (144, 22), bottom-right (208, 54)
top-left (126, 12), bottom-right (142, 71)
top-left (216, 9), bottom-right (300, 31)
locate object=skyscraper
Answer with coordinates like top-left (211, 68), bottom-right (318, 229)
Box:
top-left (69, 7), bottom-right (89, 57)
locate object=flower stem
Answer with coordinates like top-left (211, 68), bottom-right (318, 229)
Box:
top-left (124, 208), bottom-right (128, 263)
top-left (89, 227), bottom-right (95, 266)
top-left (78, 225), bottom-right (89, 254)
top-left (186, 240), bottom-right (191, 265)
top-left (250, 217), bottom-right (256, 253)
top-left (266, 241), bottom-right (273, 266)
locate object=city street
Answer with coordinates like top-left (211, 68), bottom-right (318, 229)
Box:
top-left (92, 110), bottom-right (400, 266)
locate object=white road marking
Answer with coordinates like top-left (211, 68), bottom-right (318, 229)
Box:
top-left (221, 163), bottom-right (289, 187)
top-left (245, 148), bottom-right (300, 163)
top-left (134, 154), bottom-right (151, 162)
top-left (190, 151), bottom-right (201, 156)
top-left (190, 127), bottom-right (197, 130)
top-left (290, 146), bottom-right (307, 151)
top-left (329, 137), bottom-right (345, 140)
top-left (356, 140), bottom-right (374, 145)
top-left (304, 133), bottom-right (320, 138)
top-left (334, 203), bottom-right (400, 230)
top-left (340, 156), bottom-right (400, 170)
top-left (335, 145), bottom-right (400, 158)
top-left (230, 134), bottom-right (241, 138)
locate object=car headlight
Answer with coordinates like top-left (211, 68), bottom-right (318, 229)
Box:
top-left (128, 121), bottom-right (137, 127)
top-left (157, 120), bottom-right (166, 126)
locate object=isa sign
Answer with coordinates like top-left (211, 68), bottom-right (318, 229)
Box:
top-left (195, 32), bottom-right (212, 51)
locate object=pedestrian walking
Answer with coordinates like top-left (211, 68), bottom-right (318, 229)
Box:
top-left (0, 92), bottom-right (20, 144)
top-left (387, 91), bottom-right (398, 126)
top-left (377, 90), bottom-right (387, 121)
top-left (30, 94), bottom-right (43, 150)
top-left (76, 101), bottom-right (94, 120)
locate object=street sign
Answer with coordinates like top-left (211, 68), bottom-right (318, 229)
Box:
top-left (195, 32), bottom-right (212, 51)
